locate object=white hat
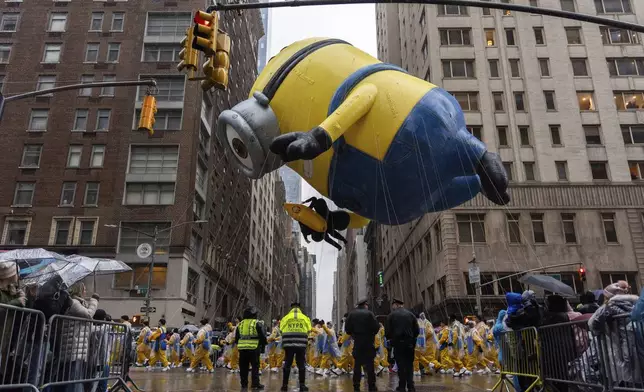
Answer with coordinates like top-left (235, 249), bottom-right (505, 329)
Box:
top-left (0, 261), bottom-right (17, 280)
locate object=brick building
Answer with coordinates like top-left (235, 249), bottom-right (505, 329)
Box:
top-left (0, 0), bottom-right (262, 327)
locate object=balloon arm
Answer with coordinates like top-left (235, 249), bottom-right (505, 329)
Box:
top-left (319, 83), bottom-right (378, 143)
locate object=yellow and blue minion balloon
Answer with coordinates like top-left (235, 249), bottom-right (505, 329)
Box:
top-left (217, 38), bottom-right (510, 249)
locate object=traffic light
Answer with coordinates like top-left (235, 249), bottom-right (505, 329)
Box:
top-left (178, 27), bottom-right (199, 77)
top-left (192, 11), bottom-right (217, 55)
top-left (579, 267), bottom-right (586, 282)
top-left (201, 32), bottom-right (231, 91)
top-left (138, 94), bottom-right (157, 136)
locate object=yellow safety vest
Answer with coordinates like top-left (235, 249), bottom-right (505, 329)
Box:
top-left (238, 319), bottom-right (259, 350)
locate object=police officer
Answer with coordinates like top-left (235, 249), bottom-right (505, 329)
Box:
top-left (235, 306), bottom-right (267, 390)
top-left (280, 301), bottom-right (312, 392)
top-left (345, 298), bottom-right (380, 392)
top-left (385, 298), bottom-right (418, 392)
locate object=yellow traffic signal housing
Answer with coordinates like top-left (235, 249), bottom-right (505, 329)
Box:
top-left (201, 32), bottom-right (231, 91)
top-left (192, 11), bottom-right (218, 55)
top-left (138, 95), bottom-right (157, 136)
top-left (177, 27), bottom-right (199, 75)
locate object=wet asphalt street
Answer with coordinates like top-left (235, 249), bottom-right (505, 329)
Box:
top-left (128, 367), bottom-right (500, 392)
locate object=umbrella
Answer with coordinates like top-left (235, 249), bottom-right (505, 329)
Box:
top-left (22, 259), bottom-right (93, 289)
top-left (180, 324), bottom-right (199, 333)
top-left (519, 273), bottom-right (576, 296)
top-left (65, 255), bottom-right (131, 291)
top-left (0, 248), bottom-right (67, 277)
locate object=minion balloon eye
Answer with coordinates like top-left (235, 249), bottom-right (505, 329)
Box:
top-left (217, 91), bottom-right (282, 179)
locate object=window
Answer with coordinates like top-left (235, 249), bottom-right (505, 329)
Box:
top-left (497, 126), bottom-right (509, 146)
top-left (615, 91), bottom-right (644, 110)
top-left (601, 212), bottom-right (618, 243)
top-left (508, 59), bottom-right (521, 78)
top-left (21, 145), bottom-right (42, 168)
top-left (48, 13), bottom-right (67, 32)
top-left (100, 75), bottom-right (116, 96)
top-left (577, 92), bottom-right (596, 110)
top-left (584, 125), bottom-right (602, 145)
top-left (439, 29), bottom-right (471, 46)
top-left (59, 182), bottom-right (76, 206)
top-left (90, 12), bottom-right (103, 31)
top-left (28, 110), bottom-right (49, 131)
top-left (52, 219), bottom-right (72, 245)
top-left (489, 59), bottom-right (500, 78)
top-left (539, 58), bottom-right (551, 77)
top-left (465, 273), bottom-right (495, 295)
top-left (117, 222), bottom-right (171, 255)
top-left (500, 0), bottom-right (512, 15)
top-left (90, 145), bottom-right (105, 168)
top-left (36, 75), bottom-right (56, 94)
top-left (482, 0), bottom-right (491, 15)
top-left (95, 109), bottom-right (111, 131)
top-left (485, 29), bottom-right (496, 46)
top-left (3, 220), bottom-right (29, 245)
top-left (556, 161), bottom-right (568, 181)
top-left (519, 126), bottom-right (530, 145)
top-left (71, 109), bottom-right (88, 131)
top-left (138, 76), bottom-right (185, 102)
top-left (143, 44), bottom-right (181, 62)
top-left (106, 43), bottom-right (120, 63)
top-left (600, 27), bottom-right (639, 45)
top-left (493, 92), bottom-right (505, 112)
top-left (547, 273), bottom-right (584, 295)
top-left (187, 268), bottom-right (199, 305)
top-left (544, 91), bottom-right (557, 110)
top-left (421, 39), bottom-right (428, 58)
top-left (436, 5), bottom-right (468, 15)
top-left (534, 27), bottom-right (546, 45)
top-left (453, 92), bottom-right (479, 111)
top-left (0, 44), bottom-right (11, 63)
top-left (601, 273), bottom-right (638, 293)
top-left (13, 183), bottom-right (34, 205)
top-left (466, 126), bottom-right (482, 140)
top-left (565, 28), bottom-right (583, 45)
top-left (505, 29), bottom-right (516, 46)
top-left (561, 213), bottom-right (577, 243)
top-left (506, 214), bottom-right (521, 243)
top-left (111, 12), bottom-right (124, 31)
top-left (125, 183), bottom-right (175, 205)
top-left (135, 109), bottom-right (182, 131)
top-left (146, 13), bottom-right (192, 37)
top-left (42, 44), bottom-right (62, 63)
top-left (84, 182), bottom-right (99, 205)
top-left (515, 93), bottom-right (526, 111)
top-left (531, 213), bottom-right (546, 243)
top-left (67, 145), bottom-right (82, 167)
top-left (524, 162), bottom-right (536, 181)
top-left (420, 10), bottom-right (426, 30)
top-left (560, 0), bottom-right (576, 11)
top-left (78, 220), bottom-right (96, 245)
top-left (129, 146), bottom-right (179, 174)
top-left (595, 0), bottom-right (631, 14)
top-left (85, 43), bottom-right (99, 62)
top-left (0, 13), bottom-right (19, 32)
top-left (503, 162), bottom-right (514, 181)
top-left (590, 161), bottom-right (609, 180)
top-left (114, 264), bottom-right (168, 290)
top-left (570, 59), bottom-right (590, 78)
top-left (442, 60), bottom-right (475, 78)
top-left (434, 221), bottom-right (443, 252)
top-left (633, 157), bottom-right (642, 179)
top-left (622, 125), bottom-right (644, 144)
top-left (79, 75), bottom-right (93, 96)
top-left (607, 58), bottom-right (644, 76)
top-left (456, 214), bottom-right (486, 243)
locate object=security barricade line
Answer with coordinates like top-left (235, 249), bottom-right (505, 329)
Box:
top-left (491, 327), bottom-right (542, 392)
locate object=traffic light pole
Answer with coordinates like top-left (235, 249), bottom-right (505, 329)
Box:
top-left (208, 0), bottom-right (644, 33)
top-left (3, 79), bottom-right (157, 103)
top-left (478, 261), bottom-right (583, 289)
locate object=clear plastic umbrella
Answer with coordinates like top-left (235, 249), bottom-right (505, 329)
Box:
top-left (66, 255), bottom-right (131, 274)
top-left (22, 259), bottom-right (93, 289)
top-left (0, 248), bottom-right (68, 277)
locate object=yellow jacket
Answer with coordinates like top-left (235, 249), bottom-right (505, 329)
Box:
top-left (137, 326), bottom-right (151, 345)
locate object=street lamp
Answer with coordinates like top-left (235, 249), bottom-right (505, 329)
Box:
top-left (104, 220), bottom-right (208, 321)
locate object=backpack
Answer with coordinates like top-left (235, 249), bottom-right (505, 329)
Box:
top-left (31, 288), bottom-right (72, 321)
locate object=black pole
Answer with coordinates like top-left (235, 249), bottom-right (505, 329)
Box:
top-left (208, 0), bottom-right (644, 33)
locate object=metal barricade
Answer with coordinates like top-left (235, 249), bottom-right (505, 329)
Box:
top-left (40, 314), bottom-right (133, 392)
top-left (491, 327), bottom-right (542, 392)
top-left (539, 318), bottom-right (605, 391)
top-left (0, 303), bottom-right (46, 392)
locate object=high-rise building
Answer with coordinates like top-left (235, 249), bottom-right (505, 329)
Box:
top-left (279, 167), bottom-right (302, 236)
top-left (375, 0), bottom-right (644, 320)
top-left (258, 8), bottom-right (270, 72)
top-left (0, 1), bottom-right (262, 326)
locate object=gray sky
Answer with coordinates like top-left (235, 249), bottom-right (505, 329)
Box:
top-left (267, 4), bottom-right (377, 321)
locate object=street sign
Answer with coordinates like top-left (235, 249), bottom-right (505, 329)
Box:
top-left (136, 243), bottom-right (153, 259)
top-left (469, 265), bottom-right (481, 284)
top-left (140, 306), bottom-right (156, 313)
